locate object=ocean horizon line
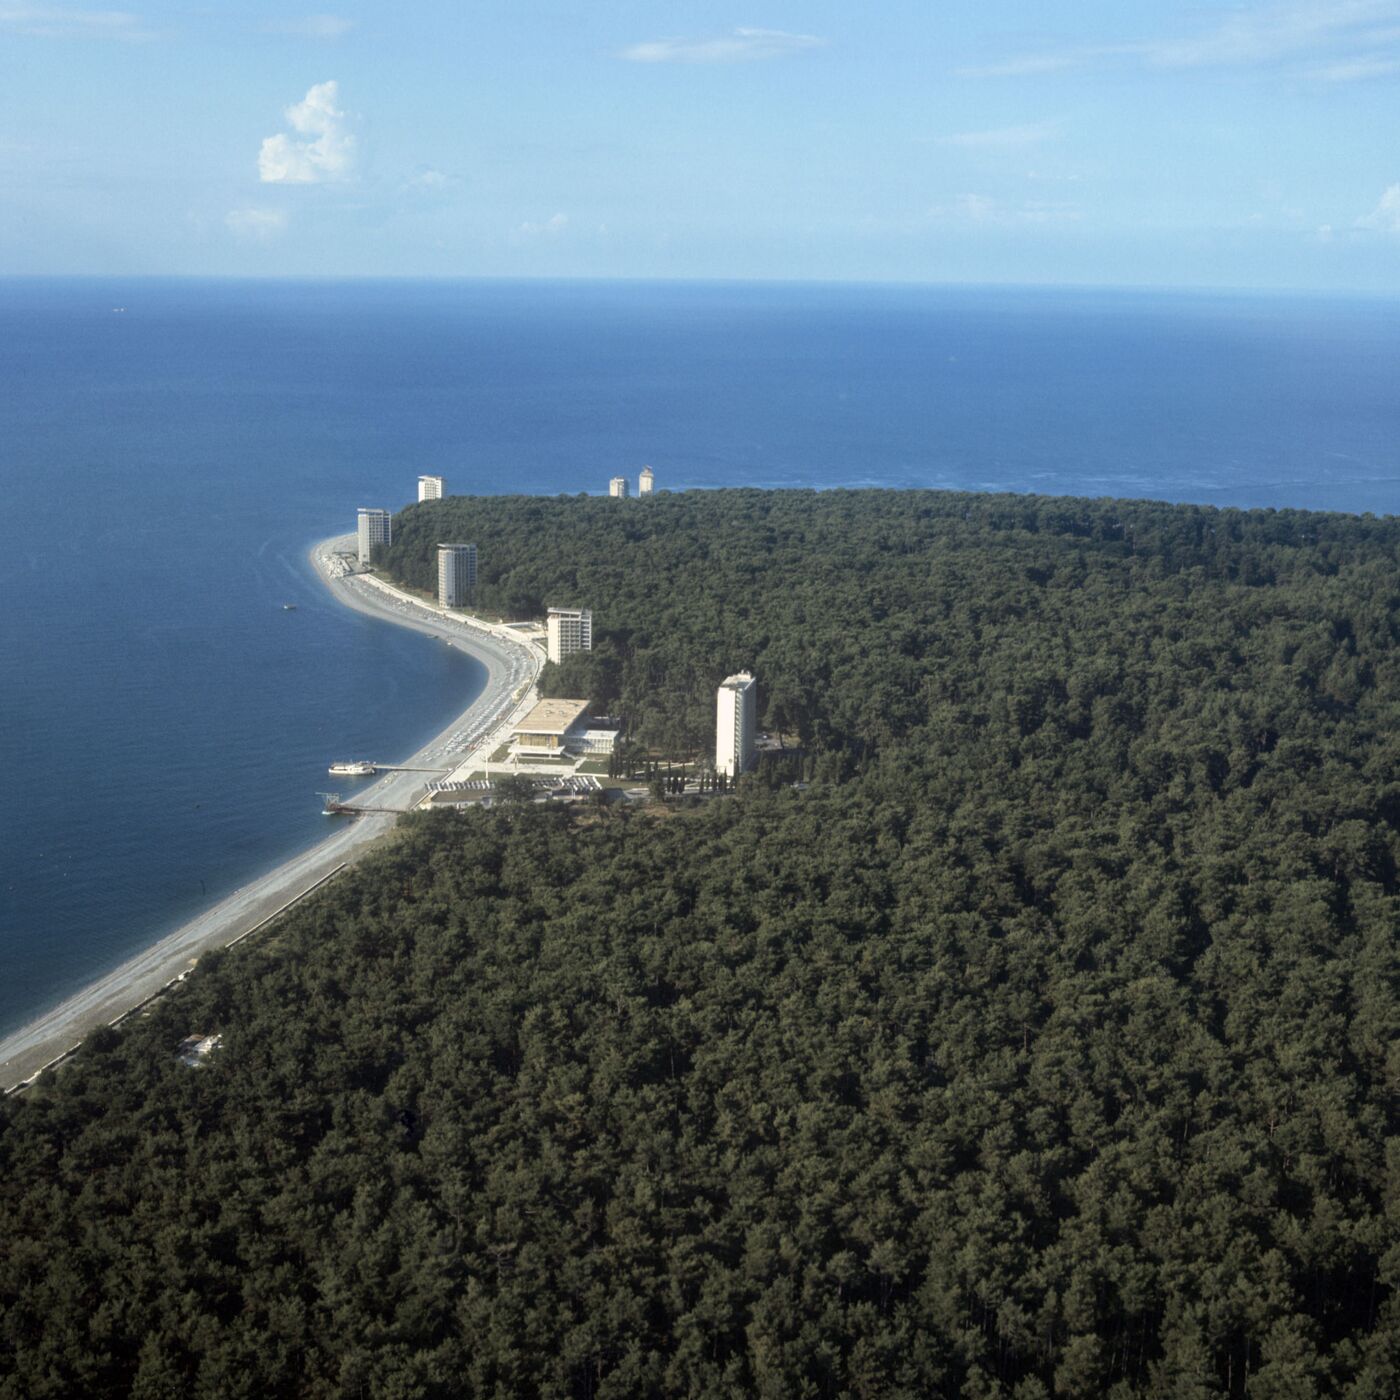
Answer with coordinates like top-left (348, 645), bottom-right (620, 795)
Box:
top-left (3, 272), bottom-right (1399, 305)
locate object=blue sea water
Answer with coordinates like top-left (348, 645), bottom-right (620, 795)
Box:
top-left (1, 278), bottom-right (1397, 1037)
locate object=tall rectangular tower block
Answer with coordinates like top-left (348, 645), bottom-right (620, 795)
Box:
top-left (547, 607), bottom-right (593, 664)
top-left (438, 543), bottom-right (477, 607)
top-left (357, 508), bottom-right (392, 564)
top-left (716, 671), bottom-right (757, 777)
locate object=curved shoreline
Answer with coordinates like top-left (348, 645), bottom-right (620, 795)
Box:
top-left (0, 535), bottom-right (542, 1093)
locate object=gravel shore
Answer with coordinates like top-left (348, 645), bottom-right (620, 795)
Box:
top-left (0, 536), bottom-right (541, 1092)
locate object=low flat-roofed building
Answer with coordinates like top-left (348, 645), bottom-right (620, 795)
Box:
top-left (422, 779), bottom-right (494, 805)
top-left (575, 728), bottom-right (617, 755)
top-left (510, 697), bottom-right (592, 758)
top-left (177, 1033), bottom-right (222, 1068)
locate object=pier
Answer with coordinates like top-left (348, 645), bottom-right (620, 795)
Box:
top-left (321, 797), bottom-right (418, 817)
top-left (328, 761), bottom-right (451, 775)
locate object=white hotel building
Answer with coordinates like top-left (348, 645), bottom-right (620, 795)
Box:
top-left (716, 671), bottom-right (757, 777)
top-left (418, 474), bottom-right (445, 502)
top-left (546, 607), bottom-right (593, 665)
top-left (609, 476), bottom-right (629, 498)
top-left (357, 508), bottom-right (392, 564)
top-left (437, 543), bottom-right (477, 607)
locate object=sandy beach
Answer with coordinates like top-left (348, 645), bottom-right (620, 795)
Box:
top-left (0, 535), bottom-right (542, 1092)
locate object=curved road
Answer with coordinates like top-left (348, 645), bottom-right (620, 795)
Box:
top-left (0, 536), bottom-right (542, 1092)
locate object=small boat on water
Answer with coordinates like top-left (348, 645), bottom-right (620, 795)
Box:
top-left (329, 761), bottom-right (375, 777)
top-left (283, 603), bottom-right (298, 611)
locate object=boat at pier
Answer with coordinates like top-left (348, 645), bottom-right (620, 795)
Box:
top-left (328, 761), bottom-right (375, 776)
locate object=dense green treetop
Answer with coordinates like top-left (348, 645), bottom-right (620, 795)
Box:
top-left (3, 489), bottom-right (1397, 1396)
top-left (386, 489), bottom-right (1400, 760)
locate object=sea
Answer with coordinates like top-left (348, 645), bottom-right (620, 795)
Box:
top-left (1, 278), bottom-right (1397, 1038)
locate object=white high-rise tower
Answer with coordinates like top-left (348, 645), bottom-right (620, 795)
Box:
top-left (716, 672), bottom-right (757, 778)
top-left (418, 474), bottom-right (445, 502)
top-left (639, 466), bottom-right (654, 495)
top-left (357, 508), bottom-right (392, 564)
top-left (437, 543), bottom-right (477, 607)
top-left (546, 607), bottom-right (593, 664)
top-left (609, 476), bottom-right (629, 498)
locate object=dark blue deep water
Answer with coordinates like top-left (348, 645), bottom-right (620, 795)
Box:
top-left (1, 278), bottom-right (1397, 1036)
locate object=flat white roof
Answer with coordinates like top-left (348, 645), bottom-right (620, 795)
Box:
top-left (514, 697), bottom-right (591, 736)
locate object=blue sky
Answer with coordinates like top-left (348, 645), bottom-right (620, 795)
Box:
top-left (2, 1), bottom-right (1398, 289)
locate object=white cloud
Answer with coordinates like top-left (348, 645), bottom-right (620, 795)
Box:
top-left (1356, 184), bottom-right (1400, 232)
top-left (959, 53), bottom-right (1087, 79)
top-left (225, 207), bottom-right (287, 240)
top-left (1145, 1), bottom-right (1400, 69)
top-left (264, 14), bottom-right (355, 40)
top-left (518, 213), bottom-right (568, 236)
top-left (0, 4), bottom-right (149, 39)
top-left (1017, 202), bottom-right (1081, 225)
top-left (940, 193), bottom-right (1081, 226)
top-left (621, 28), bottom-right (825, 64)
top-left (937, 123), bottom-right (1057, 149)
top-left (405, 166), bottom-right (449, 190)
top-left (258, 81), bottom-right (355, 183)
top-left (954, 193), bottom-right (997, 222)
top-left (1311, 54), bottom-right (1400, 79)
top-left (963, 1), bottom-right (1400, 81)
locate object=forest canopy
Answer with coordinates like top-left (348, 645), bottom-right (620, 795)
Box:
top-left (386, 489), bottom-right (1400, 763)
top-left (3, 489), bottom-right (1397, 1397)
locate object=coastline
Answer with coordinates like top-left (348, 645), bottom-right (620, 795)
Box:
top-left (0, 534), bottom-right (543, 1093)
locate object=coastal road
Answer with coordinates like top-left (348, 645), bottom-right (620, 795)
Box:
top-left (0, 537), bottom-right (542, 1093)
